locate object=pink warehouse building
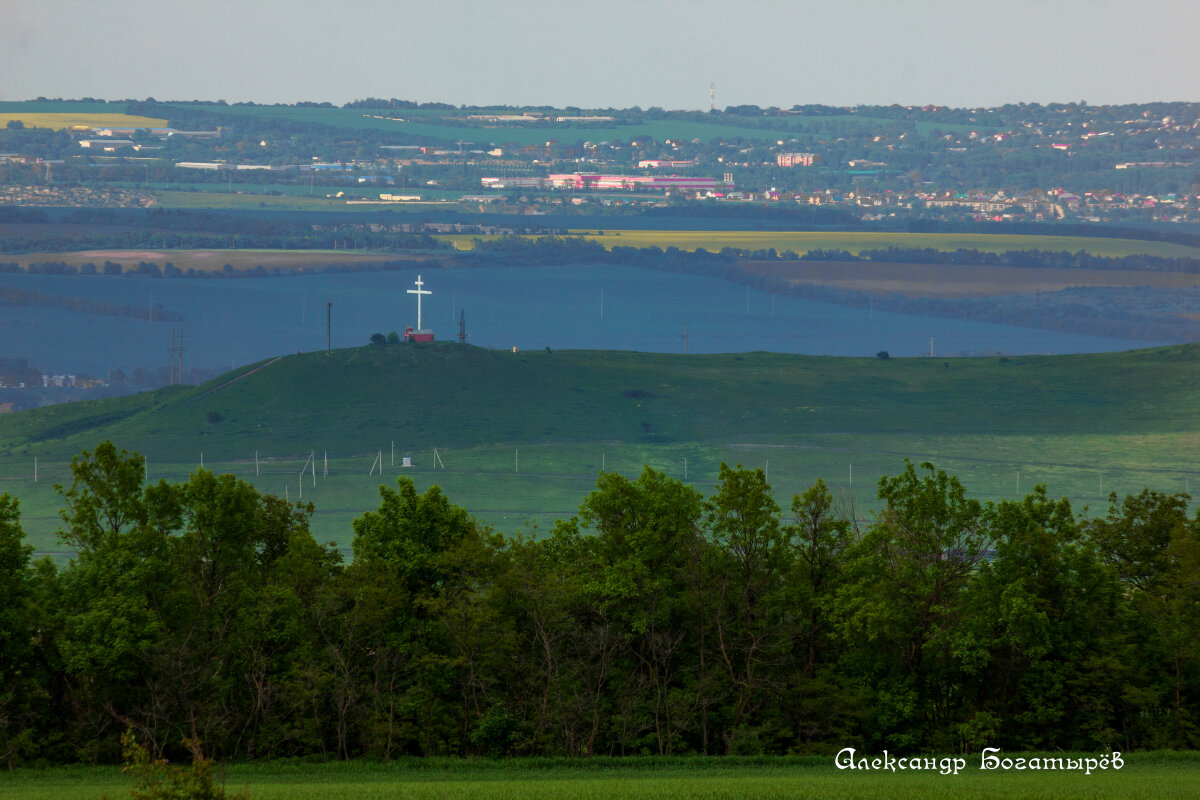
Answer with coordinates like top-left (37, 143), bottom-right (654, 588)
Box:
top-left (546, 173), bottom-right (725, 191)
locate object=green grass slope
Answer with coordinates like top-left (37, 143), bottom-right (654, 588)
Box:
top-left (2, 343), bottom-right (1198, 556)
top-left (3, 342), bottom-right (1199, 460)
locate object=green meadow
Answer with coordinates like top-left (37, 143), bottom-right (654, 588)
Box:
top-left (2, 343), bottom-right (1198, 558)
top-left (3, 754), bottom-right (1197, 800)
top-left (159, 102), bottom-right (999, 146)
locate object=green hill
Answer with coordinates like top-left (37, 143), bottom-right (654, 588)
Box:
top-left (2, 342), bottom-right (1198, 555)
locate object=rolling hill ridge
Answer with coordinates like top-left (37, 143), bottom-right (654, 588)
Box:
top-left (2, 342), bottom-right (1198, 461)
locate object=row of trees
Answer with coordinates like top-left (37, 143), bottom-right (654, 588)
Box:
top-left (802, 245), bottom-right (1200, 274)
top-left (1, 443), bottom-right (1198, 767)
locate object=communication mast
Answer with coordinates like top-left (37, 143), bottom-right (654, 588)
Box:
top-left (458, 309), bottom-right (466, 343)
top-left (709, 82), bottom-right (715, 112)
top-left (168, 328), bottom-right (185, 384)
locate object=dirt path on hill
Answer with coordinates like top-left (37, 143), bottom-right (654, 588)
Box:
top-left (193, 356), bottom-right (282, 399)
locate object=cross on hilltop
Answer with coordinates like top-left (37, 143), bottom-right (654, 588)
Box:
top-left (407, 274), bottom-right (431, 331)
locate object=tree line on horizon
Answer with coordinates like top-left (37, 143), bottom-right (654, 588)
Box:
top-left (1, 442), bottom-right (1198, 767)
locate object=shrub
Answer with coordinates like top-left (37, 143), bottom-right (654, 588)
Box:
top-left (122, 730), bottom-right (246, 800)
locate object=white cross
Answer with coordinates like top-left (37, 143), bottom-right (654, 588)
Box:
top-left (407, 274), bottom-right (431, 331)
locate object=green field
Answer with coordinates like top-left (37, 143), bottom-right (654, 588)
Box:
top-left (2, 343), bottom-right (1198, 558)
top-left (440, 229), bottom-right (1200, 259)
top-left (161, 102), bottom-right (999, 146)
top-left (3, 754), bottom-right (1196, 800)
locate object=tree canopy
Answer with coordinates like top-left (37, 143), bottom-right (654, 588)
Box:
top-left (0, 446), bottom-right (1197, 764)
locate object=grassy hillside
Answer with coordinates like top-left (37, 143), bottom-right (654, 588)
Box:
top-left (3, 342), bottom-right (1198, 457)
top-left (2, 343), bottom-right (1198, 555)
top-left (160, 103), bottom-right (998, 147)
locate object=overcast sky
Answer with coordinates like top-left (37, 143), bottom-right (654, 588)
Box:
top-left (3, 0), bottom-right (1197, 109)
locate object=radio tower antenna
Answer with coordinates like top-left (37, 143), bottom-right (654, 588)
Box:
top-left (458, 309), bottom-right (466, 343)
top-left (709, 82), bottom-right (715, 112)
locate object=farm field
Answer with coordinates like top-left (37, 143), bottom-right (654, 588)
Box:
top-left (0, 111), bottom-right (168, 130)
top-left (3, 343), bottom-right (1198, 558)
top-left (4, 754), bottom-right (1197, 800)
top-left (106, 180), bottom-right (468, 202)
top-left (163, 102), bottom-right (1000, 146)
top-left (561, 229), bottom-right (1200, 259)
top-left (739, 258), bottom-right (1200, 296)
top-left (10, 247), bottom-right (433, 272)
top-left (151, 189), bottom-right (446, 212)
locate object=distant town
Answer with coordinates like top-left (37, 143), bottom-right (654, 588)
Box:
top-left (1, 99), bottom-right (1196, 223)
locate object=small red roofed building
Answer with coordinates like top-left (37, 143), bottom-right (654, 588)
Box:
top-left (404, 327), bottom-right (434, 342)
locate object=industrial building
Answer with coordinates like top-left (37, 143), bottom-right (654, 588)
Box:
top-left (777, 152), bottom-right (817, 167)
top-left (482, 173), bottom-right (727, 191)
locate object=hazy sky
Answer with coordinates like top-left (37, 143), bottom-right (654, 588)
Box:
top-left (3, 0), bottom-right (1197, 109)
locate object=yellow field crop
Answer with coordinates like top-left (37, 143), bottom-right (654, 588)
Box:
top-left (0, 112), bottom-right (168, 131)
top-left (437, 230), bottom-right (1200, 260)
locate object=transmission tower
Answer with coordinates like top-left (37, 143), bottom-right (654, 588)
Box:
top-left (458, 309), bottom-right (467, 343)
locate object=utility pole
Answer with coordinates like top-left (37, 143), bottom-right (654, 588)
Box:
top-left (327, 302), bottom-right (332, 350)
top-left (169, 329), bottom-right (176, 385)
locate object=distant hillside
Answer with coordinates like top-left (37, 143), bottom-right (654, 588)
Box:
top-left (2, 342), bottom-right (1198, 462)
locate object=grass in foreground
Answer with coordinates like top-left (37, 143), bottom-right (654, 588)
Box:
top-left (3, 754), bottom-right (1197, 800)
